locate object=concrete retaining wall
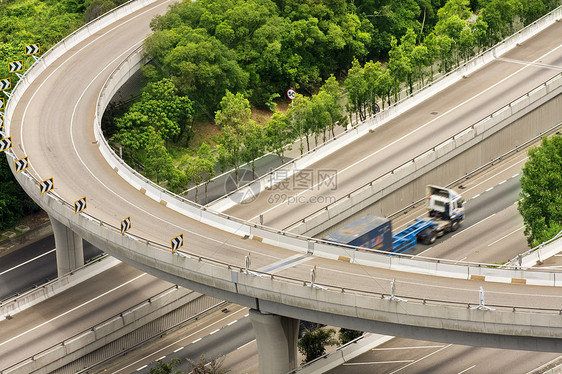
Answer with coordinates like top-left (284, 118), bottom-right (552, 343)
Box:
top-left (3, 287), bottom-right (216, 374)
top-left (0, 257), bottom-right (120, 322)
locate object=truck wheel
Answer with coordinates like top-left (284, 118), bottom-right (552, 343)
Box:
top-left (420, 229), bottom-right (437, 245)
top-left (451, 220), bottom-right (460, 232)
top-left (428, 230), bottom-right (437, 244)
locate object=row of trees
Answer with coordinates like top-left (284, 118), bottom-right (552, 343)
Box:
top-left (344, 0), bottom-right (560, 122)
top-left (142, 0), bottom-right (559, 118)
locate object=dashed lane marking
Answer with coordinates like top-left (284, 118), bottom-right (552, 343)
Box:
top-left (237, 339), bottom-right (256, 350)
top-left (451, 214), bottom-right (496, 238)
top-left (487, 226), bottom-right (525, 247)
top-left (458, 364), bottom-right (476, 374)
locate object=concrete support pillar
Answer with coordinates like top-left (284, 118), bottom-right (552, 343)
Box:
top-left (49, 215), bottom-right (84, 276)
top-left (249, 309), bottom-right (300, 374)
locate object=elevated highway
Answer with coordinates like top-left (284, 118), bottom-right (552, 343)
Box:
top-left (3, 1), bottom-right (562, 372)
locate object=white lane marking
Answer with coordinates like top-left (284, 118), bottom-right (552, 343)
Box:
top-left (471, 194), bottom-right (480, 200)
top-left (389, 344), bottom-right (453, 373)
top-left (498, 179), bottom-right (506, 185)
top-left (451, 214), bottom-right (496, 238)
top-left (487, 226), bottom-right (525, 247)
top-left (0, 248), bottom-right (55, 276)
top-left (250, 44), bottom-right (562, 222)
top-left (192, 338), bottom-right (202, 344)
top-left (344, 360), bottom-right (414, 365)
top-left (512, 173), bottom-right (520, 178)
top-left (112, 306), bottom-right (249, 373)
top-left (456, 257), bottom-right (467, 263)
top-left (227, 320), bottom-right (238, 326)
top-left (0, 273), bottom-right (145, 348)
top-left (20, 0), bottom-right (175, 165)
top-left (458, 158), bottom-right (526, 197)
top-left (485, 187), bottom-right (493, 192)
top-left (20, 2), bottom-right (267, 263)
top-left (244, 313), bottom-right (249, 317)
top-left (412, 247), bottom-right (432, 258)
top-left (173, 347), bottom-right (183, 353)
top-left (497, 57), bottom-right (562, 70)
top-left (156, 356), bottom-right (166, 361)
top-left (237, 339), bottom-right (256, 350)
top-left (458, 364), bottom-right (476, 374)
top-left (372, 345), bottom-right (446, 350)
top-left (210, 329), bottom-right (220, 335)
top-left (136, 365), bottom-right (147, 371)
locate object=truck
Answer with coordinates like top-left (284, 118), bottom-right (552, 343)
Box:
top-left (323, 185), bottom-right (464, 254)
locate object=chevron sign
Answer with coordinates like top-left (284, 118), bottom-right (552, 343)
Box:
top-left (171, 233), bottom-right (184, 252)
top-left (0, 137), bottom-right (12, 152)
top-left (25, 43), bottom-right (40, 55)
top-left (9, 60), bottom-right (23, 73)
top-left (15, 157), bottom-right (28, 173)
top-left (74, 197), bottom-right (87, 214)
top-left (0, 78), bottom-right (11, 91)
top-left (0, 98), bottom-right (4, 110)
top-left (40, 178), bottom-right (54, 194)
top-left (121, 216), bottom-right (131, 234)
top-left (0, 116), bottom-right (4, 129)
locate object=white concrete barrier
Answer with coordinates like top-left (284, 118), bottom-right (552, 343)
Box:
top-left (0, 257), bottom-right (120, 322)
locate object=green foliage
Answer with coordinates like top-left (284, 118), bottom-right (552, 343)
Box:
top-left (150, 358), bottom-right (185, 374)
top-left (0, 157), bottom-right (41, 231)
top-left (297, 327), bottom-right (338, 363)
top-left (338, 328), bottom-right (363, 345)
top-left (518, 136), bottom-right (562, 247)
top-left (145, 0), bottom-right (374, 111)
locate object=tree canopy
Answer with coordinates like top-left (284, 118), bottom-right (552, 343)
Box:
top-left (518, 136), bottom-right (562, 247)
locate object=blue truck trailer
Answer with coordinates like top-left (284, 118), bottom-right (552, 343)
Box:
top-left (324, 185), bottom-right (465, 254)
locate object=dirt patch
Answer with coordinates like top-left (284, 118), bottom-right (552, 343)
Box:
top-left (189, 121), bottom-right (222, 151)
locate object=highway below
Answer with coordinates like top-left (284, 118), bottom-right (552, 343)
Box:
top-left (0, 236), bottom-right (101, 300)
top-left (0, 142), bottom-right (552, 373)
top-left (3, 1), bottom-right (562, 372)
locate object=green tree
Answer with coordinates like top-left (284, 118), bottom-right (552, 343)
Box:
top-left (215, 91), bottom-right (252, 129)
top-left (0, 158), bottom-right (40, 231)
top-left (144, 27), bottom-right (249, 115)
top-left (143, 132), bottom-right (174, 184)
top-left (150, 358), bottom-right (183, 374)
top-left (518, 136), bottom-right (562, 247)
top-left (265, 111), bottom-right (292, 163)
top-left (338, 328), bottom-right (363, 345)
top-left (297, 327), bottom-right (338, 363)
top-left (197, 142), bottom-right (217, 204)
top-left (241, 121), bottom-right (265, 176)
top-left (344, 58), bottom-right (368, 122)
top-left (319, 75), bottom-right (346, 138)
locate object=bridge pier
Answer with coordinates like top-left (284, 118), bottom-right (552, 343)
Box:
top-left (249, 309), bottom-right (300, 374)
top-left (49, 215), bottom-right (84, 276)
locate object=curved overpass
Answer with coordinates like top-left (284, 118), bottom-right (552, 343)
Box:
top-left (3, 1), bottom-right (562, 371)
